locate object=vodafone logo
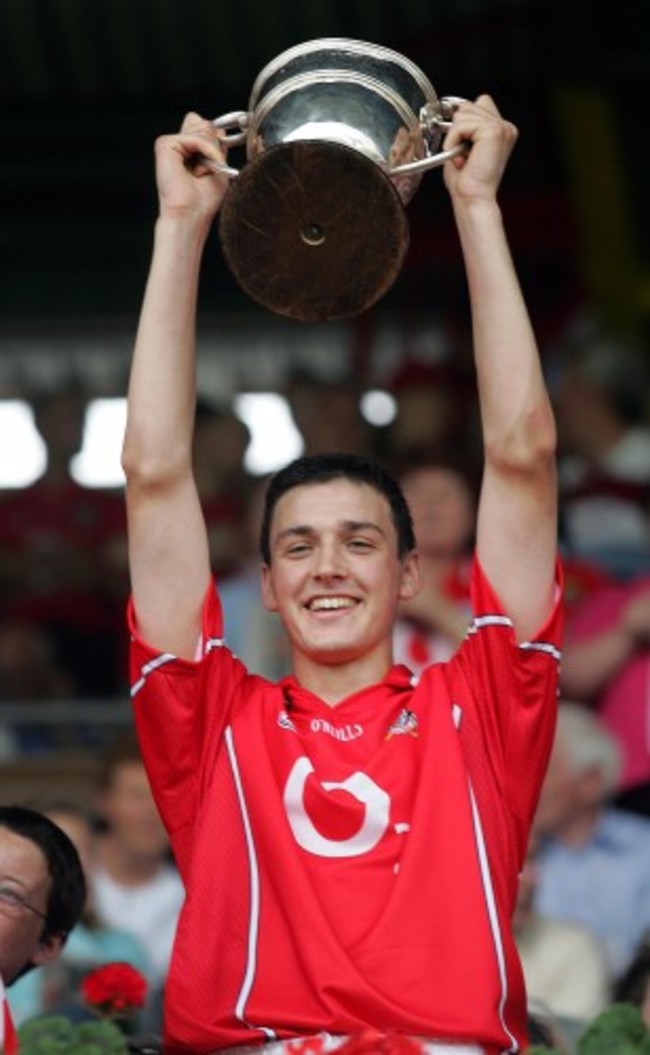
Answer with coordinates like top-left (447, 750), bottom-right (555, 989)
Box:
top-left (283, 756), bottom-right (390, 858)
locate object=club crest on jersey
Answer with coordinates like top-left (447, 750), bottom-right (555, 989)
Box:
top-left (277, 710), bottom-right (297, 733)
top-left (386, 708), bottom-right (419, 739)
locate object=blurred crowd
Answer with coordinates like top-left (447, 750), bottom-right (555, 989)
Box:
top-left (0, 315), bottom-right (648, 1044)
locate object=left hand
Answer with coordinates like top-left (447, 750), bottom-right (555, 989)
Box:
top-left (442, 94), bottom-right (518, 203)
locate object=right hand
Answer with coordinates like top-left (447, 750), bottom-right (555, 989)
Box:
top-left (154, 111), bottom-right (231, 223)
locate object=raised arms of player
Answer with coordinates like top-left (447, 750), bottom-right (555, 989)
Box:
top-left (122, 114), bottom-right (229, 659)
top-left (443, 97), bottom-right (558, 642)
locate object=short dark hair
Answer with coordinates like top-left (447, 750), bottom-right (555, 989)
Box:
top-left (259, 453), bottom-right (415, 564)
top-left (0, 804), bottom-right (86, 945)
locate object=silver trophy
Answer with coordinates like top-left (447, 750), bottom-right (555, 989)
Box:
top-left (211, 38), bottom-right (466, 321)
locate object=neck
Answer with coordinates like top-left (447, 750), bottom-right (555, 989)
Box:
top-left (97, 834), bottom-right (164, 885)
top-left (292, 647), bottom-right (393, 706)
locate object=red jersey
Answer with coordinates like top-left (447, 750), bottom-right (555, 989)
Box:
top-left (129, 559), bottom-right (563, 1055)
top-left (1, 976), bottom-right (18, 1055)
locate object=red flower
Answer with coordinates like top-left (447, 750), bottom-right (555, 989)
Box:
top-left (80, 962), bottom-right (148, 1015)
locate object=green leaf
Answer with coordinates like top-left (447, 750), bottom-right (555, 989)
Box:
top-left (577, 1003), bottom-right (650, 1055)
top-left (17, 1015), bottom-right (129, 1055)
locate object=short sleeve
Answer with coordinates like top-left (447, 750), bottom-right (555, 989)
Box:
top-left (448, 557), bottom-right (564, 846)
top-left (127, 580), bottom-right (249, 876)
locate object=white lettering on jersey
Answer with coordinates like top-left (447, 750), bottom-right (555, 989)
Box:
top-left (309, 718), bottom-right (364, 742)
top-left (283, 756), bottom-right (390, 858)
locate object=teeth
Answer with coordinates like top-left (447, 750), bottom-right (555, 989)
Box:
top-left (310, 597), bottom-right (354, 611)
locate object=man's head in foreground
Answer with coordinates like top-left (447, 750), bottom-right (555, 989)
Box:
top-left (0, 804), bottom-right (86, 984)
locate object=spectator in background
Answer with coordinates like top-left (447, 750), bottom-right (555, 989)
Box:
top-left (560, 574), bottom-right (650, 817)
top-left (219, 477), bottom-right (291, 679)
top-left (0, 383), bottom-right (126, 696)
top-left (0, 618), bottom-right (73, 703)
top-left (534, 702), bottom-right (650, 981)
top-left (8, 802), bottom-right (151, 1026)
top-left (550, 328), bottom-right (650, 575)
top-left (560, 552), bottom-right (613, 619)
top-left (285, 366), bottom-right (377, 459)
top-left (0, 805), bottom-right (85, 1049)
top-left (393, 458), bottom-right (476, 674)
top-left (0, 617), bottom-right (75, 754)
top-left (514, 832), bottom-right (610, 1024)
top-left (192, 397), bottom-right (253, 579)
top-left (90, 735), bottom-right (184, 999)
top-left (386, 353), bottom-right (479, 478)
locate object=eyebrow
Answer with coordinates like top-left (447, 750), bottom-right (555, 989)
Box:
top-left (0, 874), bottom-right (29, 891)
top-left (276, 520), bottom-right (386, 544)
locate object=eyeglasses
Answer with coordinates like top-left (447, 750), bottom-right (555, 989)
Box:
top-left (0, 884), bottom-right (47, 920)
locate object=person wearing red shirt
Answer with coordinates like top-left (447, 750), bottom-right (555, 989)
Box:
top-left (123, 97), bottom-right (561, 1055)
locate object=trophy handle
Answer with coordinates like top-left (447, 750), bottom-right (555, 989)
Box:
top-left (197, 112), bottom-right (250, 179)
top-left (389, 96), bottom-right (469, 177)
top-left (206, 97), bottom-right (469, 181)
top-left (213, 110), bottom-right (249, 144)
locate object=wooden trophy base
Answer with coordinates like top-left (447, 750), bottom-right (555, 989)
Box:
top-left (218, 140), bottom-right (409, 322)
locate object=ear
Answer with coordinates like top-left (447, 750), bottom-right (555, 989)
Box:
top-left (32, 931), bottom-right (65, 969)
top-left (399, 550), bottom-right (421, 602)
top-left (260, 563), bottom-right (278, 612)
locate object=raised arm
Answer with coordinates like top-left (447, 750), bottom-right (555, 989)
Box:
top-left (122, 113), bottom-right (229, 658)
top-left (443, 97), bottom-right (558, 641)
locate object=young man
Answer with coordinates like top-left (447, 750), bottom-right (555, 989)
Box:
top-left (0, 805), bottom-right (86, 1051)
top-left (123, 97), bottom-right (562, 1055)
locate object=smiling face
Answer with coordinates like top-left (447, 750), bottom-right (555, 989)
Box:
top-left (0, 826), bottom-right (63, 984)
top-left (261, 479), bottom-right (419, 687)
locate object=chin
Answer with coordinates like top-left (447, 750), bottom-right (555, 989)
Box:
top-left (304, 638), bottom-right (363, 664)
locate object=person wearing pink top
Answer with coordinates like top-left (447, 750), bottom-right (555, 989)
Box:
top-left (560, 574), bottom-right (650, 815)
